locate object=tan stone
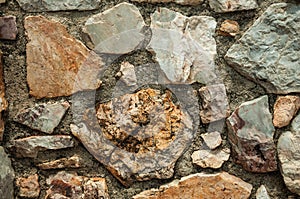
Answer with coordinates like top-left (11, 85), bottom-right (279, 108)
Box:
top-left (16, 174), bottom-right (40, 198)
top-left (220, 20), bottom-right (240, 37)
top-left (0, 52), bottom-right (7, 141)
top-left (133, 172), bottom-right (252, 199)
top-left (273, 95), bottom-right (300, 128)
top-left (37, 155), bottom-right (82, 170)
top-left (201, 131), bottom-right (222, 149)
top-left (25, 16), bottom-right (104, 99)
top-left (0, 0), bottom-right (5, 4)
top-left (191, 148), bottom-right (230, 169)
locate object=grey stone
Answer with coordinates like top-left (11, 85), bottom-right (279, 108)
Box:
top-left (83, 2), bottom-right (146, 54)
top-left (208, 0), bottom-right (258, 13)
top-left (16, 0), bottom-right (101, 11)
top-left (131, 0), bottom-right (203, 5)
top-left (12, 135), bottom-right (75, 158)
top-left (14, 101), bottom-right (70, 134)
top-left (292, 113), bottom-right (300, 132)
top-left (0, 16), bottom-right (18, 40)
top-left (225, 3), bottom-right (300, 94)
top-left (0, 147), bottom-right (15, 199)
top-left (191, 148), bottom-right (230, 169)
top-left (201, 131), bottom-right (222, 150)
top-left (227, 95), bottom-right (277, 173)
top-left (119, 62), bottom-right (138, 87)
top-left (256, 185), bottom-right (271, 199)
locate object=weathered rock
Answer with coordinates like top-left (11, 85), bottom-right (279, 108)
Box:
top-left (201, 131), bottom-right (222, 150)
top-left (16, 174), bottom-right (40, 198)
top-left (38, 155), bottom-right (82, 170)
top-left (12, 135), bottom-right (75, 158)
top-left (14, 101), bottom-right (70, 134)
top-left (83, 3), bottom-right (146, 54)
top-left (291, 113), bottom-right (300, 132)
top-left (227, 95), bottom-right (277, 172)
top-left (133, 172), bottom-right (252, 199)
top-left (0, 51), bottom-right (7, 141)
top-left (0, 147), bottom-right (15, 199)
top-left (119, 62), bottom-right (138, 87)
top-left (273, 96), bottom-right (300, 128)
top-left (199, 84), bottom-right (230, 123)
top-left (0, 16), bottom-right (17, 40)
top-left (149, 8), bottom-right (217, 83)
top-left (131, 0), bottom-right (203, 5)
top-left (192, 148), bottom-right (230, 169)
top-left (256, 185), bottom-right (271, 199)
top-left (46, 171), bottom-right (109, 199)
top-left (220, 20), bottom-right (240, 37)
top-left (208, 0), bottom-right (258, 13)
top-left (225, 3), bottom-right (300, 94)
top-left (25, 15), bottom-right (104, 99)
top-left (16, 0), bottom-right (101, 11)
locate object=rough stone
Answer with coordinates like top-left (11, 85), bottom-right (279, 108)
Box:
top-left (82, 2), bottom-right (146, 54)
top-left (16, 0), bottom-right (101, 11)
top-left (191, 148), bottom-right (230, 169)
top-left (0, 51), bottom-right (7, 141)
top-left (199, 84), bottom-right (230, 123)
top-left (227, 95), bottom-right (277, 173)
top-left (12, 135), bottom-right (75, 158)
top-left (16, 174), bottom-right (40, 198)
top-left (119, 61), bottom-right (138, 87)
top-left (225, 3), bottom-right (300, 94)
top-left (0, 16), bottom-right (17, 40)
top-left (273, 96), bottom-right (300, 128)
top-left (133, 172), bottom-right (252, 199)
top-left (201, 131), bottom-right (222, 150)
top-left (14, 101), bottom-right (70, 134)
top-left (256, 185), bottom-right (271, 199)
top-left (131, 0), bottom-right (203, 5)
top-left (0, 147), bottom-right (15, 199)
top-left (219, 20), bottom-right (240, 37)
top-left (38, 155), bottom-right (82, 170)
top-left (46, 171), bottom-right (109, 199)
top-left (208, 0), bottom-right (258, 13)
top-left (25, 15), bottom-right (104, 99)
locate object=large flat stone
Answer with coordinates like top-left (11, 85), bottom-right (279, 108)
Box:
top-left (131, 0), bottom-right (203, 5)
top-left (225, 3), bottom-right (300, 94)
top-left (0, 147), bottom-right (15, 199)
top-left (208, 0), bottom-right (258, 13)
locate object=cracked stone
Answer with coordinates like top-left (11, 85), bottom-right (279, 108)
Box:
top-left (0, 51), bottom-right (7, 141)
top-left (82, 2), bottom-right (146, 54)
top-left (227, 95), bottom-right (277, 173)
top-left (192, 148), bottom-right (230, 169)
top-left (38, 155), bottom-right (82, 170)
top-left (225, 3), bottom-right (300, 94)
top-left (0, 147), bottom-right (15, 199)
top-left (12, 135), bottom-right (75, 158)
top-left (16, 0), bottom-right (101, 11)
top-left (220, 20), bottom-right (240, 37)
top-left (199, 84), bottom-right (230, 123)
top-left (25, 15), bottom-right (104, 99)
top-left (131, 0), bottom-right (203, 5)
top-left (208, 0), bottom-right (258, 13)
top-left (133, 172), bottom-right (252, 199)
top-left (14, 101), bottom-right (70, 134)
top-left (201, 131), bottom-right (222, 150)
top-left (256, 185), bottom-right (271, 199)
top-left (0, 16), bottom-right (17, 40)
top-left (273, 96), bottom-right (300, 128)
top-left (16, 174), bottom-right (40, 198)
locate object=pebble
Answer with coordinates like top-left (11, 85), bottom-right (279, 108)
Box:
top-left (256, 185), bottom-right (271, 199)
top-left (37, 155), bottom-right (82, 170)
top-left (220, 20), bottom-right (240, 37)
top-left (16, 174), bottom-right (40, 198)
top-left (200, 131), bottom-right (222, 150)
top-left (208, 0), bottom-right (258, 13)
top-left (191, 148), bottom-right (230, 169)
top-left (0, 51), bottom-right (7, 141)
top-left (0, 147), bottom-right (15, 199)
top-left (119, 61), bottom-right (138, 87)
top-left (0, 16), bottom-right (18, 40)
top-left (131, 0), bottom-right (203, 5)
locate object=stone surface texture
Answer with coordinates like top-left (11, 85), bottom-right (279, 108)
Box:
top-left (0, 51), bottom-right (7, 141)
top-left (220, 19), bottom-right (240, 36)
top-left (16, 0), bottom-right (101, 11)
top-left (83, 2), bottom-right (146, 54)
top-left (25, 15), bottom-right (104, 99)
top-left (16, 174), bottom-right (40, 198)
top-left (273, 96), bottom-right (300, 128)
top-left (225, 3), bottom-right (300, 94)
top-left (38, 155), bottom-right (82, 170)
top-left (0, 147), bottom-right (15, 199)
top-left (12, 135), bottom-right (75, 158)
top-left (200, 131), bottom-right (222, 150)
top-left (14, 101), bottom-right (70, 134)
top-left (191, 148), bottom-right (230, 169)
top-left (0, 0), bottom-right (5, 4)
top-left (227, 95), bottom-right (277, 172)
top-left (131, 0), bottom-right (203, 5)
top-left (256, 185), bottom-right (271, 199)
top-left (208, 0), bottom-right (258, 13)
top-left (0, 16), bottom-right (17, 40)
top-left (133, 172), bottom-right (252, 199)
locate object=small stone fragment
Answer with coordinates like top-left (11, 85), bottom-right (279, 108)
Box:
top-left (201, 131), bottom-right (222, 150)
top-left (0, 16), bottom-right (17, 40)
top-left (208, 0), bottom-right (258, 13)
top-left (273, 96), bottom-right (300, 128)
top-left (12, 135), bottom-right (75, 158)
top-left (220, 20), bottom-right (240, 37)
top-left (225, 3), bottom-right (300, 94)
top-left (83, 178), bottom-right (110, 199)
top-left (199, 84), bottom-right (230, 123)
top-left (0, 147), bottom-right (15, 199)
top-left (227, 95), bottom-right (277, 172)
top-left (38, 155), bottom-right (82, 170)
top-left (191, 148), bottom-right (230, 169)
top-left (16, 174), bottom-right (40, 198)
top-left (133, 172), bottom-right (252, 199)
top-left (119, 62), bottom-right (138, 87)
top-left (83, 3), bottom-right (146, 54)
top-left (256, 185), bottom-right (271, 199)
top-left (16, 0), bottom-right (101, 11)
top-left (14, 101), bottom-right (70, 134)
top-left (131, 0), bottom-right (203, 5)
top-left (0, 51), bottom-right (8, 141)
top-left (25, 15), bottom-right (104, 98)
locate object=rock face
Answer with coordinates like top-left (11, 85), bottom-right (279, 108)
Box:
top-left (208, 0), bottom-right (258, 13)
top-left (25, 15), bottom-right (104, 99)
top-left (227, 95), bottom-right (277, 173)
top-left (0, 147), bottom-right (15, 199)
top-left (191, 148), bottom-right (230, 169)
top-left (133, 172), bottom-right (252, 199)
top-left (225, 3), bottom-right (300, 94)
top-left (12, 135), bottom-right (75, 158)
top-left (16, 0), bottom-right (101, 11)
top-left (0, 51), bottom-right (7, 141)
top-left (38, 155), bottom-right (82, 170)
top-left (220, 20), bottom-right (240, 37)
top-left (83, 3), bottom-right (146, 54)
top-left (14, 101), bottom-right (70, 134)
top-left (131, 0), bottom-right (203, 5)
top-left (273, 96), bottom-right (300, 128)
top-left (16, 174), bottom-right (40, 198)
top-left (0, 16), bottom-right (17, 40)
top-left (201, 131), bottom-right (222, 150)
top-left (256, 185), bottom-right (271, 199)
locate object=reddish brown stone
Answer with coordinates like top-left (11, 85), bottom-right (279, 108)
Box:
top-left (0, 16), bottom-right (17, 40)
top-left (16, 174), bottom-right (40, 198)
top-left (0, 51), bottom-right (7, 141)
top-left (219, 20), bottom-right (240, 37)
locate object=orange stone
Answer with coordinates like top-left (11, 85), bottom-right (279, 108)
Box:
top-left (0, 51), bottom-right (7, 141)
top-left (220, 20), bottom-right (240, 37)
